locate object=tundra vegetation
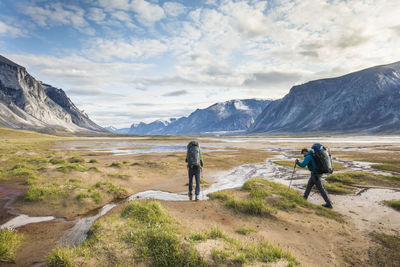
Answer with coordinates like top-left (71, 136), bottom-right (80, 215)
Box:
top-left (1, 127), bottom-right (400, 266)
top-left (209, 178), bottom-right (343, 222)
top-left (0, 229), bottom-right (24, 263)
top-left (48, 200), bottom-right (298, 266)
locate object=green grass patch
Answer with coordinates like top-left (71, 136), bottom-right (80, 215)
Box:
top-left (326, 172), bottom-right (370, 184)
top-left (192, 227), bottom-right (297, 266)
top-left (324, 182), bottom-right (355, 195)
top-left (88, 159), bottom-right (99, 163)
top-left (56, 164), bottom-right (89, 173)
top-left (93, 181), bottom-right (128, 200)
top-left (385, 200), bottom-right (400, 211)
top-left (75, 191), bottom-right (102, 204)
top-left (49, 157), bottom-right (66, 165)
top-left (378, 174), bottom-right (400, 182)
top-left (121, 200), bottom-right (171, 224)
top-left (0, 229), bottom-right (24, 263)
top-left (274, 160), bottom-right (297, 168)
top-left (225, 197), bottom-right (277, 216)
top-left (235, 226), bottom-right (258, 235)
top-left (47, 247), bottom-right (75, 267)
top-left (110, 161), bottom-right (122, 168)
top-left (207, 191), bottom-right (232, 201)
top-left (372, 164), bottom-right (400, 173)
top-left (210, 178), bottom-right (343, 222)
top-left (122, 200), bottom-right (205, 267)
top-left (24, 183), bottom-right (70, 201)
top-left (368, 233), bottom-right (400, 267)
top-left (26, 156), bottom-right (48, 165)
top-left (68, 156), bottom-right (85, 164)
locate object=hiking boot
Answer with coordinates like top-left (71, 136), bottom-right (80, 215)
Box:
top-left (195, 195), bottom-right (199, 201)
top-left (188, 192), bottom-right (193, 201)
top-left (322, 203), bottom-right (333, 209)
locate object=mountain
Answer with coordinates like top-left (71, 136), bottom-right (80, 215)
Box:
top-left (250, 61), bottom-right (400, 134)
top-left (0, 55), bottom-right (106, 133)
top-left (129, 120), bottom-right (170, 135)
top-left (119, 99), bottom-right (271, 135)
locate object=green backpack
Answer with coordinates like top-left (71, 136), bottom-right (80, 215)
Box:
top-left (187, 141), bottom-right (200, 167)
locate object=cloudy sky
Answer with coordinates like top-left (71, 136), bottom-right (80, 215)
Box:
top-left (1, 0), bottom-right (399, 128)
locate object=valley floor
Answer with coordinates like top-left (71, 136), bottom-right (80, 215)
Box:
top-left (0, 128), bottom-right (399, 266)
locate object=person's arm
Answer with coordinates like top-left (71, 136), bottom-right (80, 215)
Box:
top-left (296, 155), bottom-right (311, 168)
top-left (185, 150), bottom-right (188, 163)
top-left (200, 150), bottom-right (203, 167)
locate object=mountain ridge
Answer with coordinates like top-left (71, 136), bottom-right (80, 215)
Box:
top-left (0, 55), bottom-right (106, 134)
top-left (250, 61), bottom-right (400, 134)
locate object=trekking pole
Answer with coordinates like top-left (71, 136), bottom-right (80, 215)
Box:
top-left (288, 161), bottom-right (297, 190)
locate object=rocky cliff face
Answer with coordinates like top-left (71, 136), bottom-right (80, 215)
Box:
top-left (123, 99), bottom-right (271, 135)
top-left (0, 55), bottom-right (106, 133)
top-left (250, 62), bottom-right (400, 134)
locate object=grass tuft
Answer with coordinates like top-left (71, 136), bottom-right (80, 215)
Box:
top-left (385, 200), bottom-right (400, 211)
top-left (49, 158), bottom-right (66, 165)
top-left (372, 164), bottom-right (400, 173)
top-left (88, 159), bottom-right (99, 164)
top-left (0, 229), bottom-right (24, 263)
top-left (110, 162), bottom-right (123, 168)
top-left (235, 227), bottom-right (258, 235)
top-left (121, 200), bottom-right (171, 224)
top-left (47, 247), bottom-right (74, 267)
top-left (24, 184), bottom-right (70, 201)
top-left (122, 200), bottom-right (205, 267)
top-left (68, 157), bottom-right (85, 164)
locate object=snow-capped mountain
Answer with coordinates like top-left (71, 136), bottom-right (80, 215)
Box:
top-left (129, 120), bottom-right (170, 135)
top-left (163, 99), bottom-right (271, 135)
top-left (250, 61), bottom-right (400, 134)
top-left (107, 99), bottom-right (271, 135)
top-left (0, 55), bottom-right (106, 133)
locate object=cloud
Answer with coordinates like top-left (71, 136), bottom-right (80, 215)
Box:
top-left (66, 87), bottom-right (107, 96)
top-left (0, 21), bottom-right (24, 37)
top-left (335, 30), bottom-right (371, 49)
top-left (392, 25), bottom-right (400, 36)
top-left (87, 7), bottom-right (107, 23)
top-left (131, 0), bottom-right (165, 26)
top-left (243, 71), bottom-right (303, 88)
top-left (6, 53), bottom-right (150, 89)
top-left (84, 38), bottom-right (168, 61)
top-left (163, 2), bottom-right (186, 17)
top-left (20, 2), bottom-right (95, 35)
top-left (162, 90), bottom-right (188, 97)
top-left (97, 0), bottom-right (131, 11)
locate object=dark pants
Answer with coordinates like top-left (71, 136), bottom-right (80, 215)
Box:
top-left (304, 172), bottom-right (332, 205)
top-left (188, 166), bottom-right (201, 196)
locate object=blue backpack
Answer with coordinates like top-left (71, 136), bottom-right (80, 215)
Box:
top-left (312, 143), bottom-right (334, 174)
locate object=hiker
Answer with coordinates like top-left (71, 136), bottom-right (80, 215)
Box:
top-left (296, 146), bottom-right (333, 208)
top-left (185, 141), bottom-right (203, 201)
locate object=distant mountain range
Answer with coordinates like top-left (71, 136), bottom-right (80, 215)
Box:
top-left (250, 61), bottom-right (400, 134)
top-left (0, 55), bottom-right (106, 134)
top-left (2, 54), bottom-right (399, 136)
top-left (109, 61), bottom-right (400, 135)
top-left (110, 99), bottom-right (271, 135)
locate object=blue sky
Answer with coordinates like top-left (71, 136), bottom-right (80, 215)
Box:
top-left (1, 0), bottom-right (399, 128)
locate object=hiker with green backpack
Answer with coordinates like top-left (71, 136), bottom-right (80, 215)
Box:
top-left (186, 141), bottom-right (203, 201)
top-left (296, 143), bottom-right (333, 208)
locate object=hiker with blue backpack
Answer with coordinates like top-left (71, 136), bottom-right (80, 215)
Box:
top-left (186, 141), bottom-right (203, 201)
top-left (296, 143), bottom-right (333, 208)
